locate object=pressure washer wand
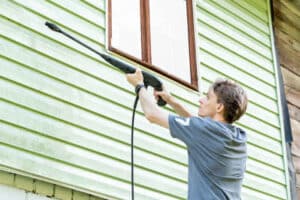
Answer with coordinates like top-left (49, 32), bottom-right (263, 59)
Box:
top-left (45, 22), bottom-right (166, 106)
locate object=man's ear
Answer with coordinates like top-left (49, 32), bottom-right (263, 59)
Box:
top-left (216, 103), bottom-right (224, 114)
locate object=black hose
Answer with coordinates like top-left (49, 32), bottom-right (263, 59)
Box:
top-left (131, 96), bottom-right (139, 200)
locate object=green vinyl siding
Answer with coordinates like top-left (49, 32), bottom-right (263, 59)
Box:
top-left (0, 0), bottom-right (289, 200)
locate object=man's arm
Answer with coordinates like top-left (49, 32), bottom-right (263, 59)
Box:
top-left (165, 96), bottom-right (192, 117)
top-left (138, 87), bottom-right (169, 128)
top-left (154, 87), bottom-right (192, 117)
top-left (126, 69), bottom-right (169, 128)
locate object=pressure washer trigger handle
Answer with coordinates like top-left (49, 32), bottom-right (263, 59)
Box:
top-left (141, 71), bottom-right (167, 107)
top-left (155, 86), bottom-right (167, 107)
top-left (157, 96), bottom-right (167, 106)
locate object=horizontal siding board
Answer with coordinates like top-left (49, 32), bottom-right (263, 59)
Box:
top-left (245, 128), bottom-right (283, 155)
top-left (0, 57), bottom-right (188, 157)
top-left (239, 115), bottom-right (281, 141)
top-left (232, 0), bottom-right (268, 23)
top-left (246, 159), bottom-right (285, 184)
top-left (0, 97), bottom-right (188, 182)
top-left (197, 8), bottom-right (272, 59)
top-left (13, 0), bottom-right (105, 38)
top-left (2, 79), bottom-right (189, 198)
top-left (199, 50), bottom-right (277, 100)
top-left (197, 0), bottom-right (271, 47)
top-left (0, 121), bottom-right (187, 198)
top-left (246, 0), bottom-right (268, 12)
top-left (0, 93), bottom-right (188, 179)
top-left (242, 187), bottom-right (284, 200)
top-left (198, 20), bottom-right (274, 73)
top-left (246, 103), bottom-right (279, 129)
top-left (198, 35), bottom-right (276, 88)
top-left (210, 0), bottom-right (269, 34)
top-left (247, 145), bottom-right (283, 170)
top-left (0, 0), bottom-right (106, 53)
top-left (83, 0), bottom-right (105, 12)
top-left (0, 121), bottom-right (132, 180)
top-left (0, 55), bottom-right (189, 149)
top-left (0, 37), bottom-right (133, 107)
top-left (0, 144), bottom-right (182, 200)
top-left (47, 0), bottom-right (105, 28)
top-left (243, 173), bottom-right (286, 199)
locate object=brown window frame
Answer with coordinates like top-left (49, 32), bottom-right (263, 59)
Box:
top-left (108, 0), bottom-right (198, 90)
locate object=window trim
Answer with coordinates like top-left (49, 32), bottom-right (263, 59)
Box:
top-left (108, 0), bottom-right (198, 90)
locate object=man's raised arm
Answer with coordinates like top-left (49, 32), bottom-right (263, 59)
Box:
top-left (154, 87), bottom-right (192, 117)
top-left (126, 69), bottom-right (169, 129)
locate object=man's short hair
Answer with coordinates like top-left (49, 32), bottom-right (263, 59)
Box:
top-left (211, 79), bottom-right (248, 124)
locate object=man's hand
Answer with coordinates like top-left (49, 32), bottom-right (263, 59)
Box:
top-left (126, 68), bottom-right (144, 87)
top-left (154, 85), bottom-right (172, 104)
top-left (125, 68), bottom-right (170, 128)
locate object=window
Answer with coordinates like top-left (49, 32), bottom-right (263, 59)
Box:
top-left (108, 0), bottom-right (198, 90)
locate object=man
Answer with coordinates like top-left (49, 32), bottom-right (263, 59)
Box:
top-left (126, 69), bottom-right (248, 200)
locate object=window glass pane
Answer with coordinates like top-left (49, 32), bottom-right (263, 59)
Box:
top-left (150, 0), bottom-right (191, 83)
top-left (111, 0), bottom-right (142, 59)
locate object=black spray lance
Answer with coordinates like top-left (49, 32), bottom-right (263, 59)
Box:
top-left (45, 22), bottom-right (166, 106)
top-left (45, 22), bottom-right (165, 200)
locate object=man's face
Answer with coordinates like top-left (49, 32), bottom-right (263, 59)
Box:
top-left (198, 89), bottom-right (220, 118)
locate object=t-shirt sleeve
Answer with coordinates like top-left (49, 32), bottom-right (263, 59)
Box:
top-left (168, 114), bottom-right (206, 147)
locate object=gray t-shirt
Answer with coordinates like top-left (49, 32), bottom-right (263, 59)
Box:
top-left (169, 115), bottom-right (247, 200)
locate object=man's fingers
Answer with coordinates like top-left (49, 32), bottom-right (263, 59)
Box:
top-left (155, 91), bottom-right (163, 96)
top-left (126, 73), bottom-right (133, 81)
top-left (154, 90), bottom-right (163, 97)
top-left (135, 68), bottom-right (142, 75)
top-left (126, 68), bottom-right (144, 87)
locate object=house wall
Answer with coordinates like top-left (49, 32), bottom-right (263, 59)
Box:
top-left (0, 0), bottom-right (290, 199)
top-left (273, 0), bottom-right (300, 199)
